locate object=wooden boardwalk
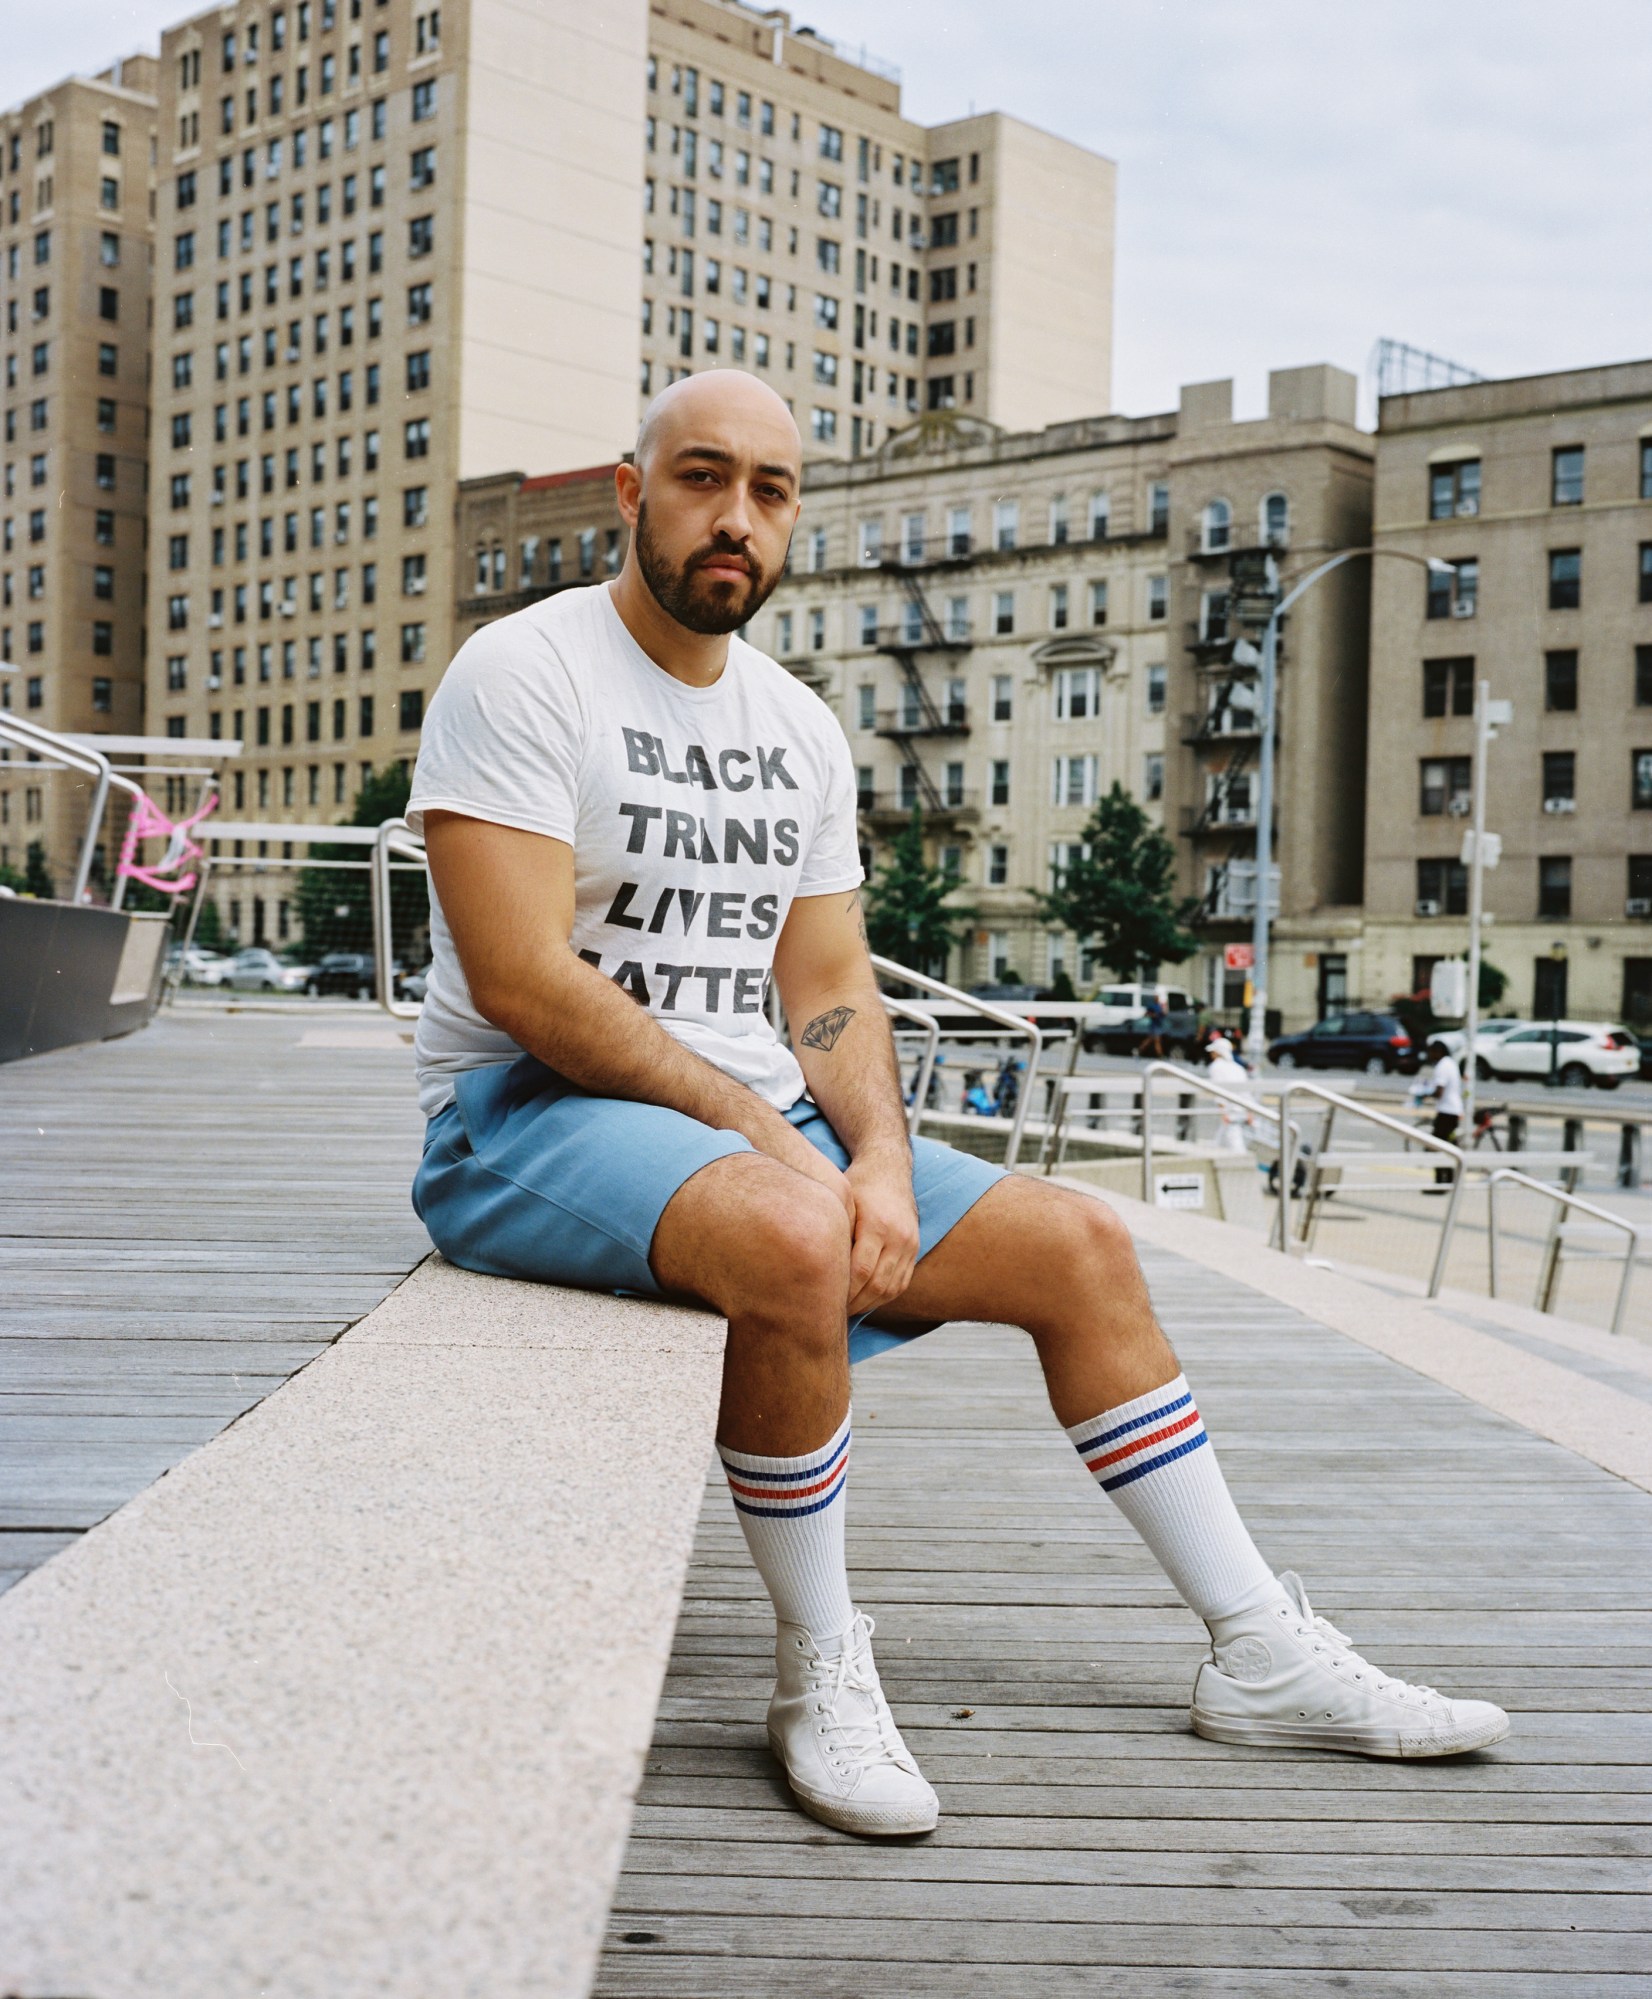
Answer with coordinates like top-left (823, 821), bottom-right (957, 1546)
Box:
top-left (4, 1011), bottom-right (1650, 1990)
top-left (595, 1251), bottom-right (1652, 1996)
top-left (0, 1006), bottom-right (428, 1593)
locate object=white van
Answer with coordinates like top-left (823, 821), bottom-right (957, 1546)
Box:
top-left (1090, 982), bottom-right (1196, 1027)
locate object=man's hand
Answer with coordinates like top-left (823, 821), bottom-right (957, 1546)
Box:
top-left (843, 1144), bottom-right (920, 1316)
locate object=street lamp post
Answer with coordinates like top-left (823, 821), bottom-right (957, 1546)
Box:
top-left (1546, 941), bottom-right (1568, 1087)
top-left (1241, 547), bottom-right (1457, 1071)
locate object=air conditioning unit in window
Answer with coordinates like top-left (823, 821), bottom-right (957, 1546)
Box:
top-left (206, 611), bottom-right (222, 628)
top-left (1456, 497), bottom-right (1479, 517)
top-left (206, 674), bottom-right (222, 690)
top-left (279, 601), bottom-right (295, 616)
top-left (1627, 898), bottom-right (1652, 916)
top-left (1450, 598), bottom-right (1475, 617)
top-left (1446, 796), bottom-right (1471, 817)
top-left (1414, 898), bottom-right (1442, 917)
top-left (1542, 796), bottom-right (1576, 813)
top-left (210, 491), bottom-right (224, 505)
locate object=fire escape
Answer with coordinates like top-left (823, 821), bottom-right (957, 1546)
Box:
top-left (865, 560), bottom-right (976, 829)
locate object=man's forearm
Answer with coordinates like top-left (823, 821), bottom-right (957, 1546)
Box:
top-left (484, 951), bottom-right (801, 1152)
top-left (789, 965), bottom-right (910, 1164)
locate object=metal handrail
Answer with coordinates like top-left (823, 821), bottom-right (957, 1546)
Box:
top-left (1141, 1062), bottom-right (1281, 1187)
top-left (371, 817), bottom-right (426, 1019)
top-left (0, 713), bottom-right (142, 904)
top-left (1278, 1080), bottom-right (1467, 1297)
top-left (1485, 1168), bottom-right (1642, 1337)
top-left (868, 955), bottom-right (1043, 1168)
top-left (880, 997), bottom-right (941, 1136)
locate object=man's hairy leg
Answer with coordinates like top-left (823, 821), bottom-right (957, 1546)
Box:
top-left (650, 1149), bottom-right (851, 1452)
top-left (882, 1175), bottom-right (1177, 1422)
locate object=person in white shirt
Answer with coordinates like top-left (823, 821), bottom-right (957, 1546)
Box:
top-left (406, 369), bottom-right (1509, 1841)
top-left (1204, 1033), bottom-right (1257, 1153)
top-left (1414, 1038), bottom-right (1465, 1184)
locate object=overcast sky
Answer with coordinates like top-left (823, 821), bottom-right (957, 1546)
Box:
top-left (11, 0), bottom-right (1646, 426)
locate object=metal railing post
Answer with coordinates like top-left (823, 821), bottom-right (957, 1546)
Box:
top-left (1277, 1083), bottom-right (1296, 1253)
top-left (1487, 1172), bottom-right (1500, 1298)
top-left (1141, 1065), bottom-right (1158, 1201)
top-left (1486, 1167), bottom-right (1641, 1336)
top-left (371, 817), bottom-right (425, 1020)
top-left (1620, 1124), bottom-right (1643, 1191)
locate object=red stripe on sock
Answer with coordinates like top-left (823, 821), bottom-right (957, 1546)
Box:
top-left (724, 1459), bottom-right (848, 1504)
top-left (1085, 1407), bottom-right (1201, 1473)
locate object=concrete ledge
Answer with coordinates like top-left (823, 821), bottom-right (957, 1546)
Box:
top-left (1068, 1180), bottom-right (1652, 1494)
top-left (0, 1255), bottom-right (726, 1999)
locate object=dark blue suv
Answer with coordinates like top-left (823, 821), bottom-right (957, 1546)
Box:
top-left (1268, 1011), bottom-right (1418, 1075)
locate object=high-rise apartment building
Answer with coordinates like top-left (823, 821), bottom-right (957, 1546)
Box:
top-left (641, 2), bottom-right (1115, 452)
top-left (1365, 359), bottom-right (1652, 1029)
top-left (147, 0), bottom-right (644, 833)
top-left (0, 58), bottom-right (157, 888)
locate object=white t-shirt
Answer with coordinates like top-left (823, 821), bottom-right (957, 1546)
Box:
top-left (407, 582), bottom-right (864, 1118)
top-left (1429, 1053), bottom-right (1464, 1119)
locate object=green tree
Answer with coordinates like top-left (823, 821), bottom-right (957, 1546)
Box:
top-left (293, 764), bottom-right (428, 962)
top-left (0, 860), bottom-right (26, 894)
top-left (1037, 782), bottom-right (1199, 983)
top-left (23, 840), bottom-right (53, 900)
top-left (861, 806), bottom-right (973, 976)
top-left (192, 897), bottom-right (227, 953)
top-left (1478, 957), bottom-right (1509, 1011)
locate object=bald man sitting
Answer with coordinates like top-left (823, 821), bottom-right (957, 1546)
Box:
top-left (407, 373), bottom-right (1508, 1839)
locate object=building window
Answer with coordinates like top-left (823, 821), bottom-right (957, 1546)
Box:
top-left (993, 591), bottom-right (1014, 635)
top-left (1538, 856), bottom-right (1572, 919)
top-left (1638, 645), bottom-right (1652, 707)
top-left (400, 688), bottom-right (424, 731)
top-left (1148, 482), bottom-right (1170, 535)
top-left (947, 505), bottom-right (970, 556)
top-left (945, 596), bottom-right (969, 642)
top-left (1144, 752), bottom-right (1164, 802)
top-left (1088, 491), bottom-right (1110, 542)
top-left (1634, 749), bottom-right (1652, 811)
top-left (1544, 649), bottom-right (1578, 712)
top-left (1420, 756), bottom-right (1471, 816)
top-left (1049, 583), bottom-right (1069, 630)
top-left (1551, 446), bottom-right (1584, 507)
top-left (1429, 458), bottom-right (1481, 519)
top-left (1052, 754), bottom-right (1098, 809)
top-left (1640, 544), bottom-right (1652, 605)
top-left (404, 417), bottom-right (430, 458)
top-left (1422, 656), bottom-right (1474, 717)
top-left (992, 499), bottom-right (1018, 552)
top-left (1201, 498), bottom-right (1231, 553)
top-left (990, 759), bottom-right (1010, 806)
top-left (1260, 491), bottom-right (1289, 546)
top-left (857, 683), bottom-right (876, 729)
top-left (808, 607), bottom-right (826, 652)
top-left (1049, 494), bottom-right (1069, 545)
top-left (1426, 557), bottom-right (1477, 619)
top-left (1416, 857), bottom-right (1469, 916)
top-left (1542, 751), bottom-right (1576, 807)
top-left (1054, 666), bottom-right (1101, 719)
top-left (987, 843), bottom-right (1008, 886)
top-left (1146, 663), bottom-right (1166, 714)
top-left (400, 622), bottom-right (425, 663)
top-left (92, 676), bottom-right (113, 712)
top-left (991, 674), bottom-right (1012, 722)
top-left (92, 621), bottom-right (113, 656)
top-left (1147, 575), bottom-right (1167, 622)
top-left (1548, 548), bottom-right (1581, 610)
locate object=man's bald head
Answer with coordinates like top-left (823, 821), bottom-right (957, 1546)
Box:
top-left (634, 369), bottom-right (802, 480)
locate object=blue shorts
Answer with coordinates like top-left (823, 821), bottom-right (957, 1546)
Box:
top-left (412, 1053), bottom-right (1007, 1365)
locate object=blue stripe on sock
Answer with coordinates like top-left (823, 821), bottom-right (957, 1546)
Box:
top-left (719, 1427), bottom-right (851, 1485)
top-left (1098, 1428), bottom-right (1209, 1492)
top-left (730, 1477), bottom-right (848, 1519)
top-left (1072, 1390), bottom-right (1192, 1459)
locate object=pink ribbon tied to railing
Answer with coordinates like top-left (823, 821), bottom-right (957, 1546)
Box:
top-left (114, 787), bottom-right (218, 897)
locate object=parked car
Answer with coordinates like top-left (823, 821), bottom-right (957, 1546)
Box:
top-left (225, 946), bottom-right (312, 993)
top-left (167, 945), bottom-right (230, 987)
top-left (305, 951), bottom-right (379, 999)
top-left (398, 963), bottom-right (432, 1003)
top-left (1268, 1011), bottom-right (1418, 1075)
top-left (1635, 1031), bottom-right (1652, 1080)
top-left (1436, 1017), bottom-right (1523, 1060)
top-left (1089, 981), bottom-right (1196, 1027)
top-left (1474, 1020), bottom-right (1640, 1090)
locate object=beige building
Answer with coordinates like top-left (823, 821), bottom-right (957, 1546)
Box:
top-left (641, 3), bottom-right (1115, 453)
top-left (453, 364), bottom-right (1372, 1018)
top-left (1164, 367), bottom-right (1375, 1024)
top-left (0, 57), bottom-right (158, 890)
top-left (1365, 359), bottom-right (1652, 1030)
top-left (148, 0), bottom-right (646, 887)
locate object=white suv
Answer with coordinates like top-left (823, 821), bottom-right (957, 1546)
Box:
top-left (1476, 1020), bottom-right (1640, 1090)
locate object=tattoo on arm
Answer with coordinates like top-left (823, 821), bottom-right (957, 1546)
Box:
top-left (848, 892), bottom-right (868, 947)
top-left (801, 1004), bottom-right (856, 1051)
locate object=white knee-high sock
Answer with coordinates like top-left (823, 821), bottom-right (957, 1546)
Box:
top-left (1066, 1374), bottom-right (1277, 1623)
top-left (719, 1410), bottom-right (854, 1642)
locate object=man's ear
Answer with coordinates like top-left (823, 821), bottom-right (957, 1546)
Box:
top-left (615, 460), bottom-right (642, 526)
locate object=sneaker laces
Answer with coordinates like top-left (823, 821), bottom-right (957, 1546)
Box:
top-left (807, 1613), bottom-right (917, 1771)
top-left (1278, 1573), bottom-right (1442, 1709)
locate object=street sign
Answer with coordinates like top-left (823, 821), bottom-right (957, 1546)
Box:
top-left (1223, 943), bottom-right (1255, 971)
top-left (1429, 958), bottom-right (1469, 1020)
top-left (1460, 830), bottom-right (1502, 869)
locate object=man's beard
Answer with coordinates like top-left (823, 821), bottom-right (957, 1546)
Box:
top-left (634, 501), bottom-right (783, 636)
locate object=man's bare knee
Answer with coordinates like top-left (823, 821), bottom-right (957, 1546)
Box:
top-left (652, 1151), bottom-right (849, 1321)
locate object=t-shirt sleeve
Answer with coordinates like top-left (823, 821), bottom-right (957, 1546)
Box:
top-left (796, 718), bottom-right (865, 897)
top-left (407, 621), bottom-right (584, 844)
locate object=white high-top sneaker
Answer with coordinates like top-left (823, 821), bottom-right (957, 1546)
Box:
top-left (766, 1610), bottom-right (939, 1836)
top-left (1192, 1572), bottom-right (1511, 1759)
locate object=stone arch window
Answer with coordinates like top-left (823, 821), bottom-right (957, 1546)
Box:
top-left (1202, 497), bottom-right (1231, 553)
top-left (1260, 491), bottom-right (1289, 547)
